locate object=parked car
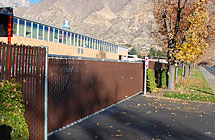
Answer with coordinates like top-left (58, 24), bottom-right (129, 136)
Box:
top-left (127, 55), bottom-right (143, 62)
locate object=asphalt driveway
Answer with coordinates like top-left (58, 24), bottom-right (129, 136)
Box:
top-left (49, 95), bottom-right (215, 140)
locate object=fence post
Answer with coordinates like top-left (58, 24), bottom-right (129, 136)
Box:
top-left (44, 46), bottom-right (49, 140)
top-left (144, 57), bottom-right (148, 95)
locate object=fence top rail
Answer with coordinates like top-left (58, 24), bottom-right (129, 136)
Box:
top-left (48, 54), bottom-right (143, 64)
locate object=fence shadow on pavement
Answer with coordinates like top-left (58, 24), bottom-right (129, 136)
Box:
top-left (48, 105), bottom-right (213, 140)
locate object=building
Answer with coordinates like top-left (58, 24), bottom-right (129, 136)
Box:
top-left (0, 15), bottom-right (128, 60)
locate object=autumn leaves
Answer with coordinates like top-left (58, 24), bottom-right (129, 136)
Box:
top-left (175, 0), bottom-right (209, 63)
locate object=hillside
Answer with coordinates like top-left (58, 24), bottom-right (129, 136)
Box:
top-left (0, 0), bottom-right (31, 8)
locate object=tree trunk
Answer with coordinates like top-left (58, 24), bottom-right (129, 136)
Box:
top-left (185, 64), bottom-right (189, 77)
top-left (168, 64), bottom-right (175, 90)
top-left (175, 66), bottom-right (178, 83)
top-left (181, 63), bottom-right (184, 80)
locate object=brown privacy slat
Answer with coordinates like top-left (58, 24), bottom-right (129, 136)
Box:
top-left (31, 47), bottom-right (36, 139)
top-left (40, 47), bottom-right (46, 137)
top-left (15, 46), bottom-right (20, 81)
top-left (26, 46), bottom-right (30, 113)
top-left (32, 47), bottom-right (37, 117)
top-left (42, 48), bottom-right (46, 102)
top-left (21, 46), bottom-right (26, 106)
top-left (27, 46), bottom-right (31, 112)
top-left (24, 46), bottom-right (29, 106)
top-left (5, 45), bottom-right (10, 80)
top-left (11, 46), bottom-right (16, 78)
top-left (1, 44), bottom-right (6, 80)
top-left (8, 45), bottom-right (13, 80)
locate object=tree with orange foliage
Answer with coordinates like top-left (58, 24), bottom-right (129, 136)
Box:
top-left (153, 0), bottom-right (209, 90)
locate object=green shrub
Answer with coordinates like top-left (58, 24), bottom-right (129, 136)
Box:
top-left (147, 69), bottom-right (157, 92)
top-left (0, 79), bottom-right (29, 140)
top-left (161, 69), bottom-right (167, 88)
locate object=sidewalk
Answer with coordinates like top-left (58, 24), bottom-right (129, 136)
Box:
top-left (48, 95), bottom-right (215, 140)
top-left (200, 67), bottom-right (215, 94)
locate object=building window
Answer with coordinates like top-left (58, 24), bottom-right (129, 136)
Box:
top-left (85, 37), bottom-right (89, 48)
top-left (106, 43), bottom-right (108, 52)
top-left (49, 27), bottom-right (53, 41)
top-left (108, 44), bottom-right (110, 52)
top-left (78, 35), bottom-right (81, 47)
top-left (44, 26), bottom-right (48, 41)
top-left (13, 18), bottom-right (17, 35)
top-left (67, 32), bottom-right (70, 45)
top-left (63, 31), bottom-right (66, 44)
top-left (71, 33), bottom-right (74, 45)
top-left (25, 21), bottom-right (31, 38)
top-left (32, 23), bottom-right (37, 39)
top-left (101, 42), bottom-right (104, 51)
top-left (74, 34), bottom-right (78, 46)
top-left (81, 48), bottom-right (84, 54)
top-left (38, 24), bottom-right (43, 40)
top-left (78, 48), bottom-right (80, 54)
top-left (19, 19), bottom-right (25, 36)
top-left (91, 39), bottom-right (94, 49)
top-left (81, 36), bottom-right (84, 47)
top-left (88, 38), bottom-right (91, 48)
top-left (94, 40), bottom-right (97, 50)
top-left (54, 29), bottom-right (58, 42)
top-left (59, 30), bottom-right (62, 43)
top-left (104, 42), bottom-right (107, 51)
top-left (79, 36), bottom-right (82, 47)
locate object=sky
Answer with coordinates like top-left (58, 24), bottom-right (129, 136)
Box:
top-left (27, 0), bottom-right (41, 4)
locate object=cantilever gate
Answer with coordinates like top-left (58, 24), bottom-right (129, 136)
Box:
top-left (48, 56), bottom-right (144, 133)
top-left (0, 43), bottom-right (47, 140)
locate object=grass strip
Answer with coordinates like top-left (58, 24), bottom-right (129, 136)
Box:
top-left (164, 67), bottom-right (215, 103)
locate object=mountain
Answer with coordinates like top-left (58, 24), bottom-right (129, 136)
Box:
top-left (14, 0), bottom-right (159, 50)
top-left (0, 0), bottom-right (31, 8)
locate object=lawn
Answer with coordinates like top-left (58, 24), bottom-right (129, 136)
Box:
top-left (164, 67), bottom-right (215, 103)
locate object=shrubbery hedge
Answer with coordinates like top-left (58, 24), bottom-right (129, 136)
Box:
top-left (147, 69), bottom-right (157, 92)
top-left (161, 69), bottom-right (167, 88)
top-left (0, 79), bottom-right (29, 140)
